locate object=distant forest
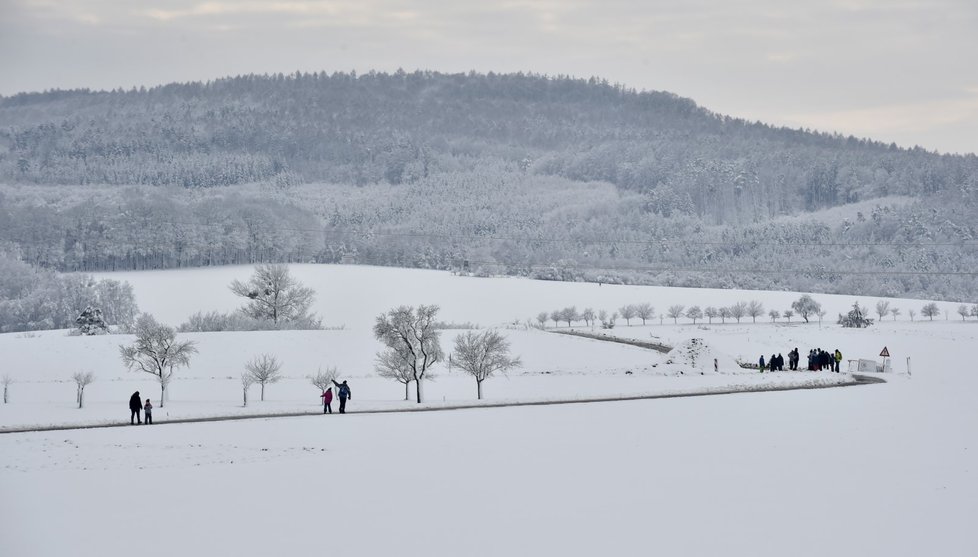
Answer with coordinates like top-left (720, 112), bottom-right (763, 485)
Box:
top-left (1, 71), bottom-right (977, 300)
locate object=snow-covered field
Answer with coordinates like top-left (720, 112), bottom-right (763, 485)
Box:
top-left (2, 264), bottom-right (976, 556)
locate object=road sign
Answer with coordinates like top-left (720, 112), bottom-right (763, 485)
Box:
top-left (880, 346), bottom-right (890, 357)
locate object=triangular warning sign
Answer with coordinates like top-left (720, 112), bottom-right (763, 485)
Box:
top-left (880, 346), bottom-right (890, 357)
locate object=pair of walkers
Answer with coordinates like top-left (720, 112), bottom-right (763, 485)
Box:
top-left (320, 379), bottom-right (352, 414)
top-left (128, 391), bottom-right (153, 425)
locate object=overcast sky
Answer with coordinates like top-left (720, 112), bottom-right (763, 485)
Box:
top-left (1, 0), bottom-right (976, 154)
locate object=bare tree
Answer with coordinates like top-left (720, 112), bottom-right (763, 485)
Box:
top-left (890, 307), bottom-right (901, 321)
top-left (704, 306), bottom-right (718, 323)
top-left (550, 310), bottom-right (560, 327)
top-left (581, 308), bottom-right (596, 327)
top-left (373, 305), bottom-right (443, 403)
top-left (729, 302), bottom-right (747, 323)
top-left (747, 300), bottom-right (764, 323)
top-left (536, 312), bottom-right (549, 328)
top-left (2, 374), bottom-right (13, 404)
top-left (921, 302), bottom-right (940, 321)
top-left (876, 300), bottom-right (891, 321)
top-left (72, 371), bottom-right (95, 409)
top-left (241, 373), bottom-right (254, 407)
top-left (310, 366), bottom-right (338, 392)
top-left (119, 314), bottom-right (198, 407)
top-left (667, 304), bottom-right (685, 324)
top-left (791, 295), bottom-right (821, 323)
top-left (635, 303), bottom-right (655, 325)
top-left (718, 306), bottom-right (731, 324)
top-left (783, 309), bottom-right (794, 322)
top-left (686, 306), bottom-right (703, 324)
top-left (230, 264), bottom-right (316, 325)
top-left (246, 354), bottom-right (283, 401)
top-left (972, 304), bottom-right (978, 319)
top-left (452, 330), bottom-right (522, 399)
top-left (957, 304), bottom-right (970, 321)
top-left (908, 309), bottom-right (916, 321)
top-left (561, 306), bottom-right (579, 327)
top-left (375, 348), bottom-right (414, 401)
top-left (619, 304), bottom-right (637, 326)
top-left (769, 309), bottom-right (780, 322)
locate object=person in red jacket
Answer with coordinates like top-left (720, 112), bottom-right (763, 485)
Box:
top-left (320, 387), bottom-right (333, 414)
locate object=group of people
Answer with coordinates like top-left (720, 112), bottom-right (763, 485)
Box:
top-left (123, 378), bottom-right (353, 425)
top-left (759, 348), bottom-right (842, 373)
top-left (320, 379), bottom-right (352, 414)
top-left (128, 391), bottom-right (153, 425)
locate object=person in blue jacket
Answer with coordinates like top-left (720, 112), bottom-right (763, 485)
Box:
top-left (332, 379), bottom-right (352, 413)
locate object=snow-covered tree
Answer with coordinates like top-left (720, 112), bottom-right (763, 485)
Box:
top-left (908, 309), bottom-right (916, 321)
top-left (2, 374), bottom-right (12, 403)
top-left (72, 371), bottom-right (95, 408)
top-left (230, 264), bottom-right (316, 326)
top-left (581, 308), bottom-right (596, 327)
top-left (75, 306), bottom-right (108, 335)
top-left (619, 304), bottom-right (637, 326)
top-left (536, 312), bottom-right (549, 328)
top-left (246, 354), bottom-right (282, 401)
top-left (667, 304), bottom-right (685, 324)
top-left (921, 302), bottom-right (940, 321)
top-left (686, 306), bottom-right (703, 324)
top-left (729, 302), bottom-right (747, 323)
top-left (373, 305), bottom-right (442, 403)
top-left (747, 300), bottom-right (764, 323)
top-left (957, 304), bottom-right (970, 321)
top-left (783, 309), bottom-right (794, 322)
top-left (791, 295), bottom-right (821, 323)
top-left (561, 306), bottom-right (579, 327)
top-left (838, 302), bottom-right (873, 328)
top-left (452, 330), bottom-right (522, 399)
top-left (718, 306), bottom-right (731, 324)
top-left (890, 307), bottom-right (901, 321)
top-left (119, 314), bottom-right (197, 407)
top-left (635, 303), bottom-right (655, 325)
top-left (375, 348), bottom-right (415, 401)
top-left (704, 306), bottom-right (718, 323)
top-left (769, 309), bottom-right (780, 322)
top-left (875, 300), bottom-right (891, 321)
top-left (550, 310), bottom-right (560, 327)
top-left (972, 304), bottom-right (978, 319)
top-left (241, 373), bottom-right (254, 407)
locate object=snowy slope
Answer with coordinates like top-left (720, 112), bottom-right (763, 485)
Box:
top-left (1, 264), bottom-right (975, 556)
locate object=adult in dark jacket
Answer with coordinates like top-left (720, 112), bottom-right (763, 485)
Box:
top-left (332, 380), bottom-right (352, 413)
top-left (129, 391), bottom-right (142, 425)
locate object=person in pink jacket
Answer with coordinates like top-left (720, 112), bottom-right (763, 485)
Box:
top-left (320, 387), bottom-right (333, 414)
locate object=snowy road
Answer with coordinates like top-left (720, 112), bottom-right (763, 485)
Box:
top-left (0, 374), bottom-right (883, 434)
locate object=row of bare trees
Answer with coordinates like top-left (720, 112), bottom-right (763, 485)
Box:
top-left (374, 305), bottom-right (521, 402)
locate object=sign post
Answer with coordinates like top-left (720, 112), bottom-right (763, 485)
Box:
top-left (880, 346), bottom-right (890, 373)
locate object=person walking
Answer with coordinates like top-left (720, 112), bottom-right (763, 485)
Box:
top-left (332, 379), bottom-right (352, 413)
top-left (758, 355), bottom-right (766, 373)
top-left (144, 398), bottom-right (153, 425)
top-left (320, 387), bottom-right (334, 414)
top-left (834, 349), bottom-right (843, 373)
top-left (129, 391), bottom-right (142, 425)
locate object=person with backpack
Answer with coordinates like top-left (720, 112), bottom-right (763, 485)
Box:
top-left (129, 391), bottom-right (142, 425)
top-left (834, 349), bottom-right (843, 372)
top-left (320, 387), bottom-right (334, 414)
top-left (332, 379), bottom-right (352, 413)
top-left (144, 398), bottom-right (153, 425)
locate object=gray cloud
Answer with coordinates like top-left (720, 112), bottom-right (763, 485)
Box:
top-left (1, 0), bottom-right (975, 153)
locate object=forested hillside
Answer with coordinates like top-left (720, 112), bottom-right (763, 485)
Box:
top-left (1, 71), bottom-right (977, 300)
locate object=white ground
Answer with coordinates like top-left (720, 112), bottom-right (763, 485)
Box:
top-left (1, 264), bottom-right (976, 556)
